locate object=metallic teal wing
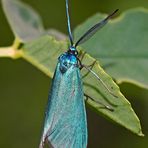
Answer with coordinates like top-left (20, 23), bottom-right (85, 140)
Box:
top-left (39, 62), bottom-right (87, 148)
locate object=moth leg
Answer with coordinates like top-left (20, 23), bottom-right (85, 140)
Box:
top-left (82, 63), bottom-right (118, 98)
top-left (79, 51), bottom-right (87, 62)
top-left (82, 61), bottom-right (96, 79)
top-left (77, 53), bottom-right (117, 98)
top-left (84, 93), bottom-right (114, 111)
top-left (77, 52), bottom-right (87, 69)
top-left (78, 56), bottom-right (96, 71)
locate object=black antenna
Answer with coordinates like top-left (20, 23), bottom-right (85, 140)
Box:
top-left (75, 9), bottom-right (119, 47)
top-left (66, 0), bottom-right (74, 46)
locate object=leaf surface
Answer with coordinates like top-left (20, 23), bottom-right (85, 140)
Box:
top-left (74, 8), bottom-right (148, 89)
top-left (21, 36), bottom-right (143, 136)
top-left (2, 0), bottom-right (44, 42)
top-left (1, 0), bottom-right (144, 136)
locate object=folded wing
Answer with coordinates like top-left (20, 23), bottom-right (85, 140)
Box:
top-left (39, 63), bottom-right (87, 148)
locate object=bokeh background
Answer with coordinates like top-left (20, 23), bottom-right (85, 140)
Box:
top-left (0, 0), bottom-right (148, 148)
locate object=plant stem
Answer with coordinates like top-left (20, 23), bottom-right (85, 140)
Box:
top-left (0, 46), bottom-right (21, 59)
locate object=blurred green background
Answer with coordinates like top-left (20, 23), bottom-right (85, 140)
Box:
top-left (0, 0), bottom-right (148, 148)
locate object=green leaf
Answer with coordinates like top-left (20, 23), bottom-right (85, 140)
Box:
top-left (21, 36), bottom-right (143, 136)
top-left (2, 0), bottom-right (44, 42)
top-left (74, 8), bottom-right (148, 89)
top-left (0, 0), bottom-right (144, 136)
